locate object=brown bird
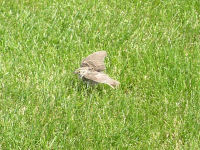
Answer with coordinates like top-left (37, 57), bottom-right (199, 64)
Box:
top-left (74, 51), bottom-right (120, 88)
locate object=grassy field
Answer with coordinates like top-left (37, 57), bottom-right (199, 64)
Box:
top-left (0, 0), bottom-right (200, 149)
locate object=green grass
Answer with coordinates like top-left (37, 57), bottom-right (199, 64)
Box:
top-left (0, 0), bottom-right (200, 149)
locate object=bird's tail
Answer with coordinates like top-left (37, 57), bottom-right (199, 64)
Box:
top-left (107, 79), bottom-right (120, 88)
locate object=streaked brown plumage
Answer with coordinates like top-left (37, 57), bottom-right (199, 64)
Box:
top-left (74, 51), bottom-right (120, 88)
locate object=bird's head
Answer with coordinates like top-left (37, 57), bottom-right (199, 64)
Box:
top-left (74, 67), bottom-right (92, 77)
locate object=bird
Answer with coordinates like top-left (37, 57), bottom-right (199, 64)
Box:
top-left (74, 51), bottom-right (120, 88)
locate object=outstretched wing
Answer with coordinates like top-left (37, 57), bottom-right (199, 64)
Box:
top-left (81, 51), bottom-right (107, 72)
top-left (84, 71), bottom-right (120, 88)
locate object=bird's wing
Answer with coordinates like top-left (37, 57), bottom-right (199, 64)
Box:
top-left (84, 71), bottom-right (120, 88)
top-left (81, 51), bottom-right (107, 72)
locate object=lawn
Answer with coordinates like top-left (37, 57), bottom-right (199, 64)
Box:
top-left (0, 0), bottom-right (200, 149)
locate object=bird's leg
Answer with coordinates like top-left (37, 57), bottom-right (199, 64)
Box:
top-left (86, 83), bottom-right (90, 88)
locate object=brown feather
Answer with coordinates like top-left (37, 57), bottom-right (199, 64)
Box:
top-left (83, 71), bottom-right (120, 88)
top-left (81, 51), bottom-right (107, 72)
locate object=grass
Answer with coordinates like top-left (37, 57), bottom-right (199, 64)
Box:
top-left (0, 0), bottom-right (200, 149)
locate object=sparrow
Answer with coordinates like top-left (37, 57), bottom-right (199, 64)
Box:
top-left (74, 51), bottom-right (120, 88)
